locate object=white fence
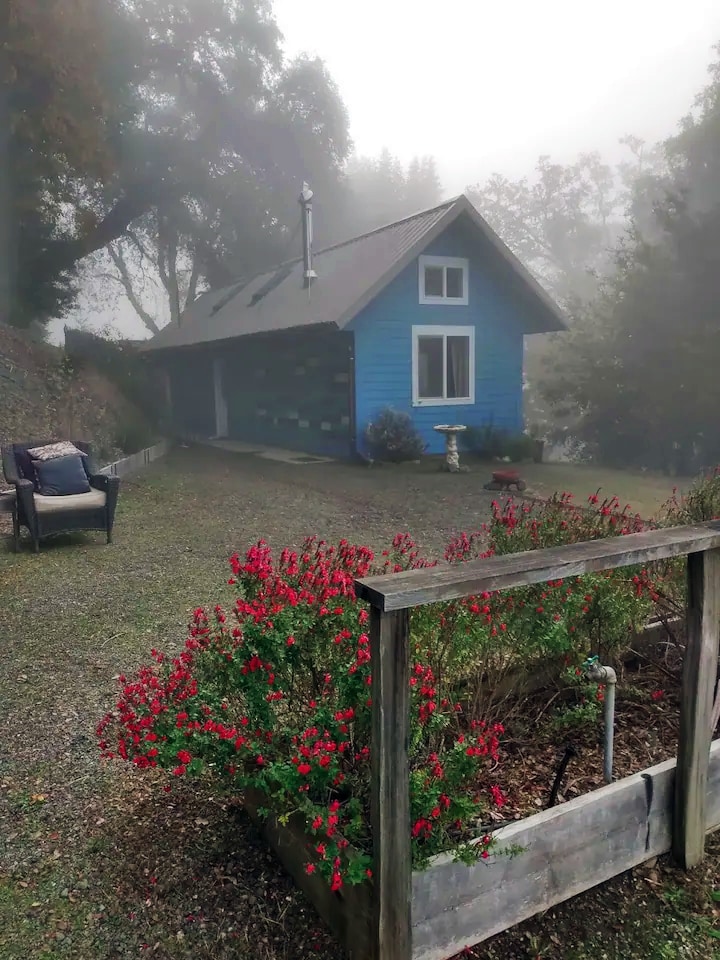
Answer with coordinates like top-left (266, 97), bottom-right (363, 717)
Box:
top-left (98, 439), bottom-right (172, 478)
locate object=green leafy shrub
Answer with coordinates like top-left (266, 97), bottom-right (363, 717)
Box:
top-left (363, 408), bottom-right (426, 462)
top-left (64, 327), bottom-right (161, 425)
top-left (114, 414), bottom-right (156, 455)
top-left (461, 424), bottom-right (535, 462)
top-left (649, 468), bottom-right (720, 628)
top-left (549, 667), bottom-right (604, 733)
top-left (659, 468), bottom-right (720, 524)
top-left (420, 492), bottom-right (658, 721)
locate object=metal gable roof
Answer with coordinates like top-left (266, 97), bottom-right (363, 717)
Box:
top-left (144, 194), bottom-right (566, 352)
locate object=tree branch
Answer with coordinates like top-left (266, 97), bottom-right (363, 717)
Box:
top-left (24, 182), bottom-right (159, 289)
top-left (107, 241), bottom-right (161, 335)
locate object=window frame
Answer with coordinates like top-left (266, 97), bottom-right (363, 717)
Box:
top-left (418, 255), bottom-right (469, 305)
top-left (411, 324), bottom-right (475, 407)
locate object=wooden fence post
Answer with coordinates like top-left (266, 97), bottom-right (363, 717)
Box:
top-left (673, 548), bottom-right (720, 868)
top-left (369, 605), bottom-right (412, 960)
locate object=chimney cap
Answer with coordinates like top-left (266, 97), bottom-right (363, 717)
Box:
top-left (299, 182), bottom-right (314, 204)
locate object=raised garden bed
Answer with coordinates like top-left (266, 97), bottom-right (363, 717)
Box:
top-left (97, 485), bottom-right (720, 960)
top-left (245, 742), bottom-right (720, 960)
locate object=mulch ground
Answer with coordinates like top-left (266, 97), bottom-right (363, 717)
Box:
top-left (0, 445), bottom-right (717, 960)
top-left (494, 645), bottom-right (682, 823)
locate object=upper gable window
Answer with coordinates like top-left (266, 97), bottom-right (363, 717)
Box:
top-left (419, 256), bottom-right (469, 305)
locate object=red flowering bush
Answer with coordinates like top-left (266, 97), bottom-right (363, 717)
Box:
top-left (414, 493), bottom-right (660, 720)
top-left (98, 493), bottom-right (663, 888)
top-left (98, 536), bottom-right (506, 888)
top-left (652, 468), bottom-right (720, 628)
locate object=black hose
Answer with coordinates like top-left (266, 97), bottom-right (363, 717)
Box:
top-left (547, 742), bottom-right (577, 809)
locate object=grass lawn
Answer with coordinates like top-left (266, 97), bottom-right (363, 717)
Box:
top-left (0, 446), bottom-right (718, 959)
top-left (521, 462), bottom-right (692, 521)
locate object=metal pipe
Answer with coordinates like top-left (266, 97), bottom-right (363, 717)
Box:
top-left (583, 656), bottom-right (618, 784)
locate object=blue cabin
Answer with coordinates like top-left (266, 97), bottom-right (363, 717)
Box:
top-left (145, 195), bottom-right (565, 458)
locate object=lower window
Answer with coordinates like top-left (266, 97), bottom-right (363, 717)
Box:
top-left (412, 326), bottom-right (474, 405)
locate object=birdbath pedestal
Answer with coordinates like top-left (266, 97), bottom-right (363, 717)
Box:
top-left (433, 424), bottom-right (467, 473)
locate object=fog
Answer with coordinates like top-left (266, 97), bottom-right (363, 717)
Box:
top-left (40, 0), bottom-right (719, 343)
top-left (4, 0), bottom-right (720, 472)
top-left (274, 0), bottom-right (719, 190)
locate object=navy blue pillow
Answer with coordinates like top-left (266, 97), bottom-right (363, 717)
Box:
top-left (33, 455), bottom-right (92, 496)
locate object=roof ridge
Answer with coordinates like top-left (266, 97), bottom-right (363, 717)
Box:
top-left (206, 195), bottom-right (463, 293)
top-left (312, 194), bottom-right (461, 257)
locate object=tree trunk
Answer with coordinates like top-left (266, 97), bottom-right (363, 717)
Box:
top-left (0, 81), bottom-right (14, 326)
top-left (157, 213), bottom-right (182, 326)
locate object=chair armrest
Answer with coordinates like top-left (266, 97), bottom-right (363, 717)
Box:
top-left (2, 446), bottom-right (21, 485)
top-left (14, 479), bottom-right (36, 520)
top-left (88, 472), bottom-right (119, 492)
top-left (89, 473), bottom-right (120, 522)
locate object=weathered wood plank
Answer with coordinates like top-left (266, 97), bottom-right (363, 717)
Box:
top-left (243, 789), bottom-right (373, 959)
top-left (673, 549), bottom-right (720, 867)
top-left (356, 522), bottom-right (720, 611)
top-left (411, 742), bottom-right (720, 960)
top-left (244, 742), bottom-right (720, 960)
top-left (370, 607), bottom-right (412, 960)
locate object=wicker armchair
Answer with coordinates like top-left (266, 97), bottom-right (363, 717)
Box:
top-left (1, 440), bottom-right (120, 553)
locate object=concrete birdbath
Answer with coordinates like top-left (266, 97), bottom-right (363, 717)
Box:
top-left (433, 424), bottom-right (467, 473)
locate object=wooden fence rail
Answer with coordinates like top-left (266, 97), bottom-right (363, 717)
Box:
top-left (354, 521), bottom-right (720, 960)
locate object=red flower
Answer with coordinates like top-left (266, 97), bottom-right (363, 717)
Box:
top-left (176, 749), bottom-right (192, 765)
top-left (651, 690), bottom-right (665, 701)
top-left (305, 863), bottom-right (316, 875)
top-left (490, 785), bottom-right (506, 807)
top-left (298, 763), bottom-right (312, 776)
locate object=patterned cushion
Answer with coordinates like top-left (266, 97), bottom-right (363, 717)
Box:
top-left (33, 455), bottom-right (91, 496)
top-left (27, 441), bottom-right (87, 462)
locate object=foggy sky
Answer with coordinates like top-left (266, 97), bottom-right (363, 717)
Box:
top-left (57, 0), bottom-right (720, 343)
top-left (274, 0), bottom-right (720, 191)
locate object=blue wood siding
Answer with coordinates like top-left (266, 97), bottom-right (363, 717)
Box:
top-left (349, 217), bottom-right (528, 456)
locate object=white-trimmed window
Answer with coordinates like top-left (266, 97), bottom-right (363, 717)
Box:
top-left (419, 255), bottom-right (469, 305)
top-left (412, 325), bottom-right (475, 406)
